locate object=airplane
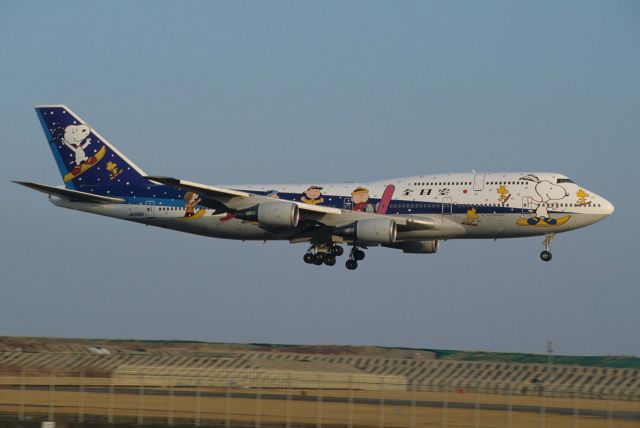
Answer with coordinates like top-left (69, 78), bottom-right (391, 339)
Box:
top-left (14, 105), bottom-right (614, 270)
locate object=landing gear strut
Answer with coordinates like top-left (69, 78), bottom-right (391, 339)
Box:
top-left (540, 233), bottom-right (555, 262)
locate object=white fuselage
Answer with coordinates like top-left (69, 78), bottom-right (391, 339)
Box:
top-left (51, 172), bottom-right (614, 243)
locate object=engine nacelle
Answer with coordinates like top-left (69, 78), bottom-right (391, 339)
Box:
top-left (336, 219), bottom-right (397, 244)
top-left (401, 240), bottom-right (439, 254)
top-left (235, 202), bottom-right (299, 228)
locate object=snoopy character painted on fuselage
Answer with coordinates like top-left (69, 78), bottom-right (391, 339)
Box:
top-left (520, 174), bottom-right (570, 225)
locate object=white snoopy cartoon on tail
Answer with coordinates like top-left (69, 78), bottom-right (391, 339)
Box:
top-left (62, 125), bottom-right (92, 165)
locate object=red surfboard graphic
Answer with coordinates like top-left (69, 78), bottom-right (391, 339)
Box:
top-left (376, 184), bottom-right (395, 214)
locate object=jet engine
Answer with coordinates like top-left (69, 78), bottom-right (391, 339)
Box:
top-left (336, 219), bottom-right (397, 244)
top-left (234, 202), bottom-right (299, 228)
top-left (400, 240), bottom-right (439, 254)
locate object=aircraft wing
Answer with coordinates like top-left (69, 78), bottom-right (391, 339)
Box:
top-left (145, 176), bottom-right (438, 231)
top-left (12, 181), bottom-right (125, 204)
top-left (146, 176), bottom-right (342, 215)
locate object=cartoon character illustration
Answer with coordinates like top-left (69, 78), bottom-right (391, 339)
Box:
top-left (517, 174), bottom-right (571, 226)
top-left (351, 187), bottom-right (375, 212)
top-left (51, 125), bottom-right (107, 182)
top-left (576, 189), bottom-right (591, 206)
top-left (497, 185), bottom-right (511, 203)
top-left (301, 186), bottom-right (324, 205)
top-left (61, 125), bottom-right (92, 165)
top-left (183, 191), bottom-right (202, 217)
top-left (462, 208), bottom-right (480, 226)
top-left (266, 190), bottom-right (280, 199)
top-left (105, 161), bottom-right (123, 180)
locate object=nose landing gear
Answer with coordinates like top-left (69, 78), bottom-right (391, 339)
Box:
top-left (540, 233), bottom-right (555, 262)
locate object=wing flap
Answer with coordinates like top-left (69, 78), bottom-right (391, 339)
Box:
top-left (13, 181), bottom-right (125, 204)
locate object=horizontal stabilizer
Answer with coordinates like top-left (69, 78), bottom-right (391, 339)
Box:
top-left (12, 181), bottom-right (125, 204)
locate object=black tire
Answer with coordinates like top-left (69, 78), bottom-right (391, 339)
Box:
top-left (303, 253), bottom-right (314, 264)
top-left (353, 249), bottom-right (365, 261)
top-left (345, 259), bottom-right (358, 270)
top-left (324, 255), bottom-right (336, 266)
top-left (331, 245), bottom-right (344, 256)
top-left (313, 253), bottom-right (325, 265)
top-left (540, 250), bottom-right (552, 262)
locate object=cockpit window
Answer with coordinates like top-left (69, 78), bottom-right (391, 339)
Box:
top-left (557, 178), bottom-right (574, 184)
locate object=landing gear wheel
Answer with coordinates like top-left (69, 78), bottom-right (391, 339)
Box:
top-left (324, 255), bottom-right (336, 266)
top-left (540, 233), bottom-right (556, 262)
top-left (331, 245), bottom-right (344, 256)
top-left (345, 259), bottom-right (358, 270)
top-left (303, 253), bottom-right (315, 264)
top-left (313, 253), bottom-right (325, 265)
top-left (353, 249), bottom-right (365, 261)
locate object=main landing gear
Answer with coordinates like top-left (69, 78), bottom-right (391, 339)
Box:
top-left (345, 246), bottom-right (365, 270)
top-left (303, 243), bottom-right (344, 267)
top-left (303, 243), bottom-right (366, 270)
top-left (540, 233), bottom-right (555, 262)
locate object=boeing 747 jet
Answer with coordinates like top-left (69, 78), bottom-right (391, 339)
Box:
top-left (15, 105), bottom-right (614, 269)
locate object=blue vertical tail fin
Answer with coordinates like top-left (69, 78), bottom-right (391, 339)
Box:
top-left (35, 105), bottom-right (148, 190)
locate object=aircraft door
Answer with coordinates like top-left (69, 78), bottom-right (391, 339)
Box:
top-left (442, 197), bottom-right (453, 215)
top-left (343, 197), bottom-right (352, 210)
top-left (145, 201), bottom-right (156, 219)
top-left (473, 174), bottom-right (485, 191)
top-left (522, 196), bottom-right (534, 214)
top-left (442, 197), bottom-right (452, 226)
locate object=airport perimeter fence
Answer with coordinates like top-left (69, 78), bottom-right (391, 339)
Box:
top-left (0, 368), bottom-right (638, 427)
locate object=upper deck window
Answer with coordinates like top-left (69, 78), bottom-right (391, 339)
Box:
top-left (557, 178), bottom-right (574, 184)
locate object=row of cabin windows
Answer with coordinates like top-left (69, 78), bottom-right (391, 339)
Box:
top-left (391, 203), bottom-right (436, 209)
top-left (152, 201), bottom-right (600, 211)
top-left (487, 181), bottom-right (526, 185)
top-left (540, 203), bottom-right (601, 207)
top-left (412, 180), bottom-right (532, 186)
top-left (390, 203), bottom-right (512, 209)
top-left (413, 181), bottom-right (472, 186)
top-left (415, 179), bottom-right (575, 186)
top-left (390, 202), bottom-right (602, 209)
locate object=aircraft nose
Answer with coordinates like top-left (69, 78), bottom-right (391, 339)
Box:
top-left (601, 198), bottom-right (614, 215)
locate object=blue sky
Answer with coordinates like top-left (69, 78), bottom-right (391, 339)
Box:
top-left (1, 1), bottom-right (638, 356)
